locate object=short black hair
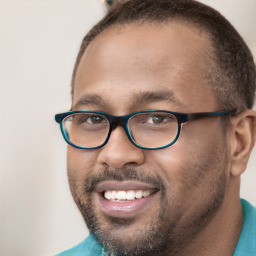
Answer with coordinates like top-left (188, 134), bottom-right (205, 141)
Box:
top-left (72, 0), bottom-right (256, 112)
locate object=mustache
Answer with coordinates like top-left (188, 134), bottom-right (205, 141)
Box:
top-left (84, 167), bottom-right (166, 193)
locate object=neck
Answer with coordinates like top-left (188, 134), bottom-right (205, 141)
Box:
top-left (149, 179), bottom-right (243, 256)
top-left (175, 179), bottom-right (243, 256)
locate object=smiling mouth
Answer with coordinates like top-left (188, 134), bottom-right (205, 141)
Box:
top-left (95, 180), bottom-right (159, 217)
top-left (103, 189), bottom-right (155, 201)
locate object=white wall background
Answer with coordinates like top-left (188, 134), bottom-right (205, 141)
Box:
top-left (0, 1), bottom-right (255, 255)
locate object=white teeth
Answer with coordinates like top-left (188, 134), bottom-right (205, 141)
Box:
top-left (104, 191), bottom-right (112, 200)
top-left (103, 189), bottom-right (153, 201)
top-left (117, 191), bottom-right (126, 200)
top-left (135, 190), bottom-right (143, 199)
top-left (112, 190), bottom-right (118, 200)
top-left (143, 190), bottom-right (150, 197)
top-left (127, 190), bottom-right (135, 200)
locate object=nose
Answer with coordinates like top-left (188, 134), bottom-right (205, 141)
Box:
top-left (97, 126), bottom-right (145, 169)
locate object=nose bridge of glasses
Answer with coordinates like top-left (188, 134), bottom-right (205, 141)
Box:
top-left (106, 115), bottom-right (134, 147)
top-left (111, 115), bottom-right (128, 130)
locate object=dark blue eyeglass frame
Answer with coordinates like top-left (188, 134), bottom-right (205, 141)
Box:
top-left (55, 109), bottom-right (236, 150)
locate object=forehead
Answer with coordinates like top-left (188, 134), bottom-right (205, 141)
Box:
top-left (73, 22), bottom-right (217, 112)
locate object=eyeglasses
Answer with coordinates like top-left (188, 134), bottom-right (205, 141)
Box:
top-left (55, 110), bottom-right (235, 150)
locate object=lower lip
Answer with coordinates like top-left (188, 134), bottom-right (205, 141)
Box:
top-left (97, 192), bottom-right (159, 218)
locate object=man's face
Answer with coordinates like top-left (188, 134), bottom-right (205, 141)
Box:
top-left (68, 23), bottom-right (230, 256)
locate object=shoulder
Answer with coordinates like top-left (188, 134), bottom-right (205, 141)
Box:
top-left (55, 234), bottom-right (103, 256)
top-left (233, 199), bottom-right (256, 256)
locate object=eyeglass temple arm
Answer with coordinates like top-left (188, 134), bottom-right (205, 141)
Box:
top-left (179, 110), bottom-right (237, 123)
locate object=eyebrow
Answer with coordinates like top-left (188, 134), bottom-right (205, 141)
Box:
top-left (72, 89), bottom-right (187, 110)
top-left (72, 94), bottom-right (106, 109)
top-left (133, 89), bottom-right (186, 108)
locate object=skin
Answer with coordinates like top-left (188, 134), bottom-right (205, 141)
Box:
top-left (68, 22), bottom-right (256, 256)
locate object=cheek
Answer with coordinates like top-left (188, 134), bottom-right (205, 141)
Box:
top-left (67, 146), bottom-right (100, 205)
top-left (146, 122), bottom-right (227, 195)
top-left (67, 146), bottom-right (99, 182)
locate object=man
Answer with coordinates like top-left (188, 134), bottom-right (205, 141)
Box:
top-left (55, 0), bottom-right (256, 255)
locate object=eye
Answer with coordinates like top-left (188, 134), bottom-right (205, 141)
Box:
top-left (80, 114), bottom-right (107, 125)
top-left (146, 114), bottom-right (172, 125)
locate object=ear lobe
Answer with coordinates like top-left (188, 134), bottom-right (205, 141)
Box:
top-left (230, 109), bottom-right (256, 176)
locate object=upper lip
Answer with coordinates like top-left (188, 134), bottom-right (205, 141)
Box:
top-left (95, 180), bottom-right (158, 193)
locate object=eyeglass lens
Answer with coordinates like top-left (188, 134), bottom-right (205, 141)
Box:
top-left (62, 112), bottom-right (179, 148)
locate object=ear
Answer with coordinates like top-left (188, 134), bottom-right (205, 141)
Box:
top-left (230, 109), bottom-right (256, 176)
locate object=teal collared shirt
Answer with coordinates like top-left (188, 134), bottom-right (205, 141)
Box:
top-left (56, 199), bottom-right (256, 256)
top-left (55, 234), bottom-right (106, 256)
top-left (233, 199), bottom-right (256, 255)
